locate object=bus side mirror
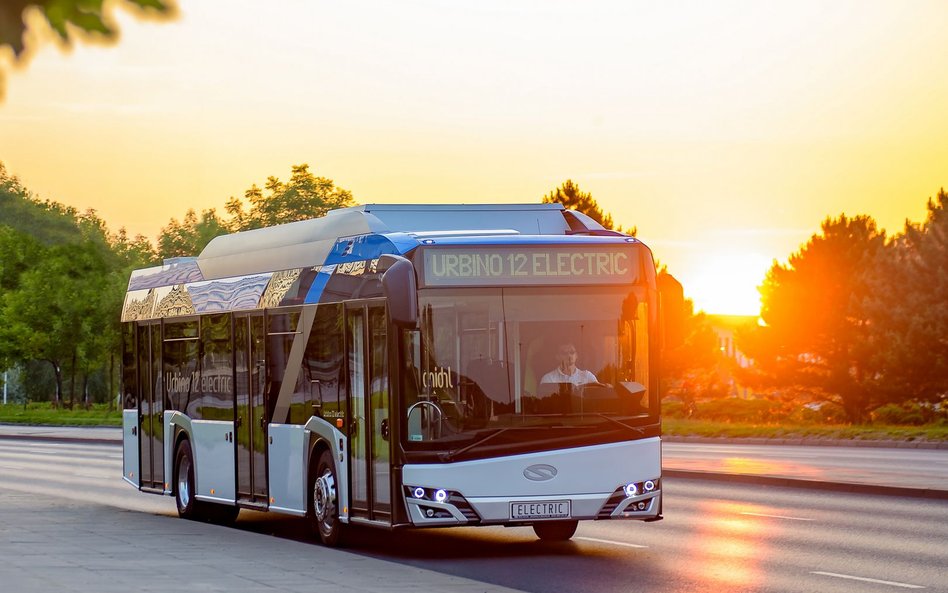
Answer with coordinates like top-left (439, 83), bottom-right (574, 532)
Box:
top-left (379, 254), bottom-right (418, 328)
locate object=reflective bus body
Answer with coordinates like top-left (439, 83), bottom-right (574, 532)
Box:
top-left (120, 203), bottom-right (662, 544)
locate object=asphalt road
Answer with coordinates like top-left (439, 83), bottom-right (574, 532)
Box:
top-left (1, 438), bottom-right (946, 593)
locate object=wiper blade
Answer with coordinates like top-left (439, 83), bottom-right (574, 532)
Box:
top-left (438, 426), bottom-right (546, 462)
top-left (596, 414), bottom-right (647, 436)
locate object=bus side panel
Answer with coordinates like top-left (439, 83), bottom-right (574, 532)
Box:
top-left (193, 420), bottom-right (236, 503)
top-left (267, 424), bottom-right (307, 515)
top-left (122, 409), bottom-right (140, 488)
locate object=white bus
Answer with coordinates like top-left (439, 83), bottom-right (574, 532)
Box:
top-left (121, 203), bottom-right (662, 545)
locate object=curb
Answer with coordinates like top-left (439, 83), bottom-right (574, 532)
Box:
top-left (663, 469), bottom-right (948, 501)
top-left (664, 435), bottom-right (948, 450)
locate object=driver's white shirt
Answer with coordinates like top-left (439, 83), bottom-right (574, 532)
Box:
top-left (540, 367), bottom-right (598, 386)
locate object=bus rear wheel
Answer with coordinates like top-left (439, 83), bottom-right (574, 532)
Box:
top-left (310, 449), bottom-right (343, 546)
top-left (174, 440), bottom-right (199, 519)
top-left (533, 520), bottom-right (578, 541)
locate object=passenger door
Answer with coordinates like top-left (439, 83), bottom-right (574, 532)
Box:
top-left (346, 302), bottom-right (392, 522)
top-left (137, 322), bottom-right (164, 490)
top-left (234, 312), bottom-right (268, 505)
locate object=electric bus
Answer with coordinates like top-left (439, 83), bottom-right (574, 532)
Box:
top-left (121, 203), bottom-right (662, 545)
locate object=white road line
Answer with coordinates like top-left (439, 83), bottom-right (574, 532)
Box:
top-left (740, 511), bottom-right (814, 521)
top-left (811, 571), bottom-right (925, 589)
top-left (575, 536), bottom-right (648, 549)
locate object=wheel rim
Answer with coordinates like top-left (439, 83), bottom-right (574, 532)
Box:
top-left (313, 467), bottom-right (337, 534)
top-left (177, 455), bottom-right (192, 509)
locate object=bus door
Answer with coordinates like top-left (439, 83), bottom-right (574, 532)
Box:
top-left (346, 302), bottom-right (392, 522)
top-left (137, 322), bottom-right (163, 490)
top-left (235, 312), bottom-right (268, 505)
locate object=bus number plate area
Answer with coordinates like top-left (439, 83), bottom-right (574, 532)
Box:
top-left (510, 500), bottom-right (571, 520)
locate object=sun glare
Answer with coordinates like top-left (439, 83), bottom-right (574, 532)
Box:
top-left (688, 253), bottom-right (770, 317)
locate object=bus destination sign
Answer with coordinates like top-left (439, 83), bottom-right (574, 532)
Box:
top-left (420, 245), bottom-right (638, 287)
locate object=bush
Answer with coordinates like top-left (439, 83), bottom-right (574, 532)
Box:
top-left (791, 401), bottom-right (848, 425)
top-left (872, 403), bottom-right (927, 426)
top-left (694, 397), bottom-right (780, 423)
top-left (662, 400), bottom-right (688, 418)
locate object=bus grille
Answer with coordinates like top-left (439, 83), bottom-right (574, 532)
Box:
top-left (449, 493), bottom-right (482, 523)
top-left (597, 487), bottom-right (626, 518)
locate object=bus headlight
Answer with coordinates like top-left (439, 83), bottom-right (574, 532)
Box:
top-left (434, 489), bottom-right (448, 503)
top-left (413, 487), bottom-right (426, 499)
top-left (624, 482), bottom-right (638, 497)
top-left (644, 480), bottom-right (655, 492)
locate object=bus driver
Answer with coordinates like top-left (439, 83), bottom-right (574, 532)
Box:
top-left (540, 342), bottom-right (599, 386)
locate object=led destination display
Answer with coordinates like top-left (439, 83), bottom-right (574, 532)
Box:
top-left (420, 245), bottom-right (639, 287)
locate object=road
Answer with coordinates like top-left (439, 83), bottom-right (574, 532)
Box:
top-left (0, 438), bottom-right (945, 592)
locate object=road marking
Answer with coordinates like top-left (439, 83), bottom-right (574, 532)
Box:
top-left (740, 511), bottom-right (813, 521)
top-left (811, 571), bottom-right (925, 589)
top-left (575, 536), bottom-right (647, 549)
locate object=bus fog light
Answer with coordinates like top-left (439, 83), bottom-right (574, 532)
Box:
top-left (412, 487), bottom-right (426, 499)
top-left (624, 482), bottom-right (638, 497)
top-left (425, 508), bottom-right (435, 517)
top-left (644, 480), bottom-right (655, 492)
top-left (435, 489), bottom-right (448, 503)
top-left (637, 502), bottom-right (646, 510)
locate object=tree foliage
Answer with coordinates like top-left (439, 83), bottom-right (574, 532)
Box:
top-left (0, 1), bottom-right (174, 99)
top-left (154, 163), bottom-right (356, 258)
top-left (739, 215), bottom-right (888, 422)
top-left (542, 179), bottom-right (634, 234)
top-left (224, 164), bottom-right (355, 232)
top-left (0, 162), bottom-right (128, 405)
top-left (864, 189), bottom-right (948, 404)
top-left (157, 208), bottom-right (228, 259)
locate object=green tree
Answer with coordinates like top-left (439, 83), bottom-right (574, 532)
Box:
top-left (0, 0), bottom-right (174, 99)
top-left (0, 241), bottom-right (111, 405)
top-left (542, 179), bottom-right (633, 234)
top-left (224, 164), bottom-right (355, 231)
top-left (157, 207), bottom-right (229, 258)
top-left (738, 215), bottom-right (886, 423)
top-left (865, 189), bottom-right (948, 405)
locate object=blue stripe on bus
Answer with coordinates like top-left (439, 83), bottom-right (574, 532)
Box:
top-left (303, 266), bottom-right (335, 304)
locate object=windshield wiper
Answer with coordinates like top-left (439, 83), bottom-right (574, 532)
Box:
top-left (438, 426), bottom-right (546, 462)
top-left (595, 414), bottom-right (648, 436)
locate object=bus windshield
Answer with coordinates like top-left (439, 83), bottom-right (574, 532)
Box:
top-left (401, 285), bottom-right (656, 459)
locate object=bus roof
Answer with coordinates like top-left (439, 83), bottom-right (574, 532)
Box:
top-left (122, 203), bottom-right (650, 321)
top-left (193, 203), bottom-right (618, 281)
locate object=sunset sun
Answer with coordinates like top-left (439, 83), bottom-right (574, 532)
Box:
top-left (688, 253), bottom-right (771, 317)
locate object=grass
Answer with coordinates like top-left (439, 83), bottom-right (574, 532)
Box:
top-left (0, 402), bottom-right (122, 426)
top-left (663, 417), bottom-right (948, 442)
top-left (3, 403), bottom-right (946, 442)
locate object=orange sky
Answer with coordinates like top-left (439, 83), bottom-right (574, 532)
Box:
top-left (1, 1), bottom-right (945, 315)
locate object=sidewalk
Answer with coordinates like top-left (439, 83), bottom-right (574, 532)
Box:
top-left (2, 423), bottom-right (947, 499)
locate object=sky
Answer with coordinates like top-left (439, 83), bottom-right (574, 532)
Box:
top-left (1, 0), bottom-right (946, 316)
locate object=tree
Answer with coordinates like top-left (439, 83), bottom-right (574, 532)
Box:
top-left (738, 215), bottom-right (886, 423)
top-left (224, 164), bottom-right (355, 231)
top-left (542, 179), bottom-right (633, 234)
top-left (865, 189), bottom-right (948, 405)
top-left (0, 0), bottom-right (174, 99)
top-left (157, 207), bottom-right (229, 258)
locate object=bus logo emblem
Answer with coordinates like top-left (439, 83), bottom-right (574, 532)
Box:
top-left (523, 464), bottom-right (557, 481)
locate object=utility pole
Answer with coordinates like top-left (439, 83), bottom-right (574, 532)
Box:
top-left (3, 370), bottom-right (7, 405)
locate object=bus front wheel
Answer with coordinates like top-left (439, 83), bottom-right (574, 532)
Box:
top-left (533, 520), bottom-right (578, 541)
top-left (310, 449), bottom-right (343, 546)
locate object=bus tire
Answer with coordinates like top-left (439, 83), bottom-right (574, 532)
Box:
top-left (174, 440), bottom-right (200, 519)
top-left (533, 520), bottom-right (578, 541)
top-left (310, 449), bottom-right (343, 546)
top-left (205, 503), bottom-right (239, 525)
